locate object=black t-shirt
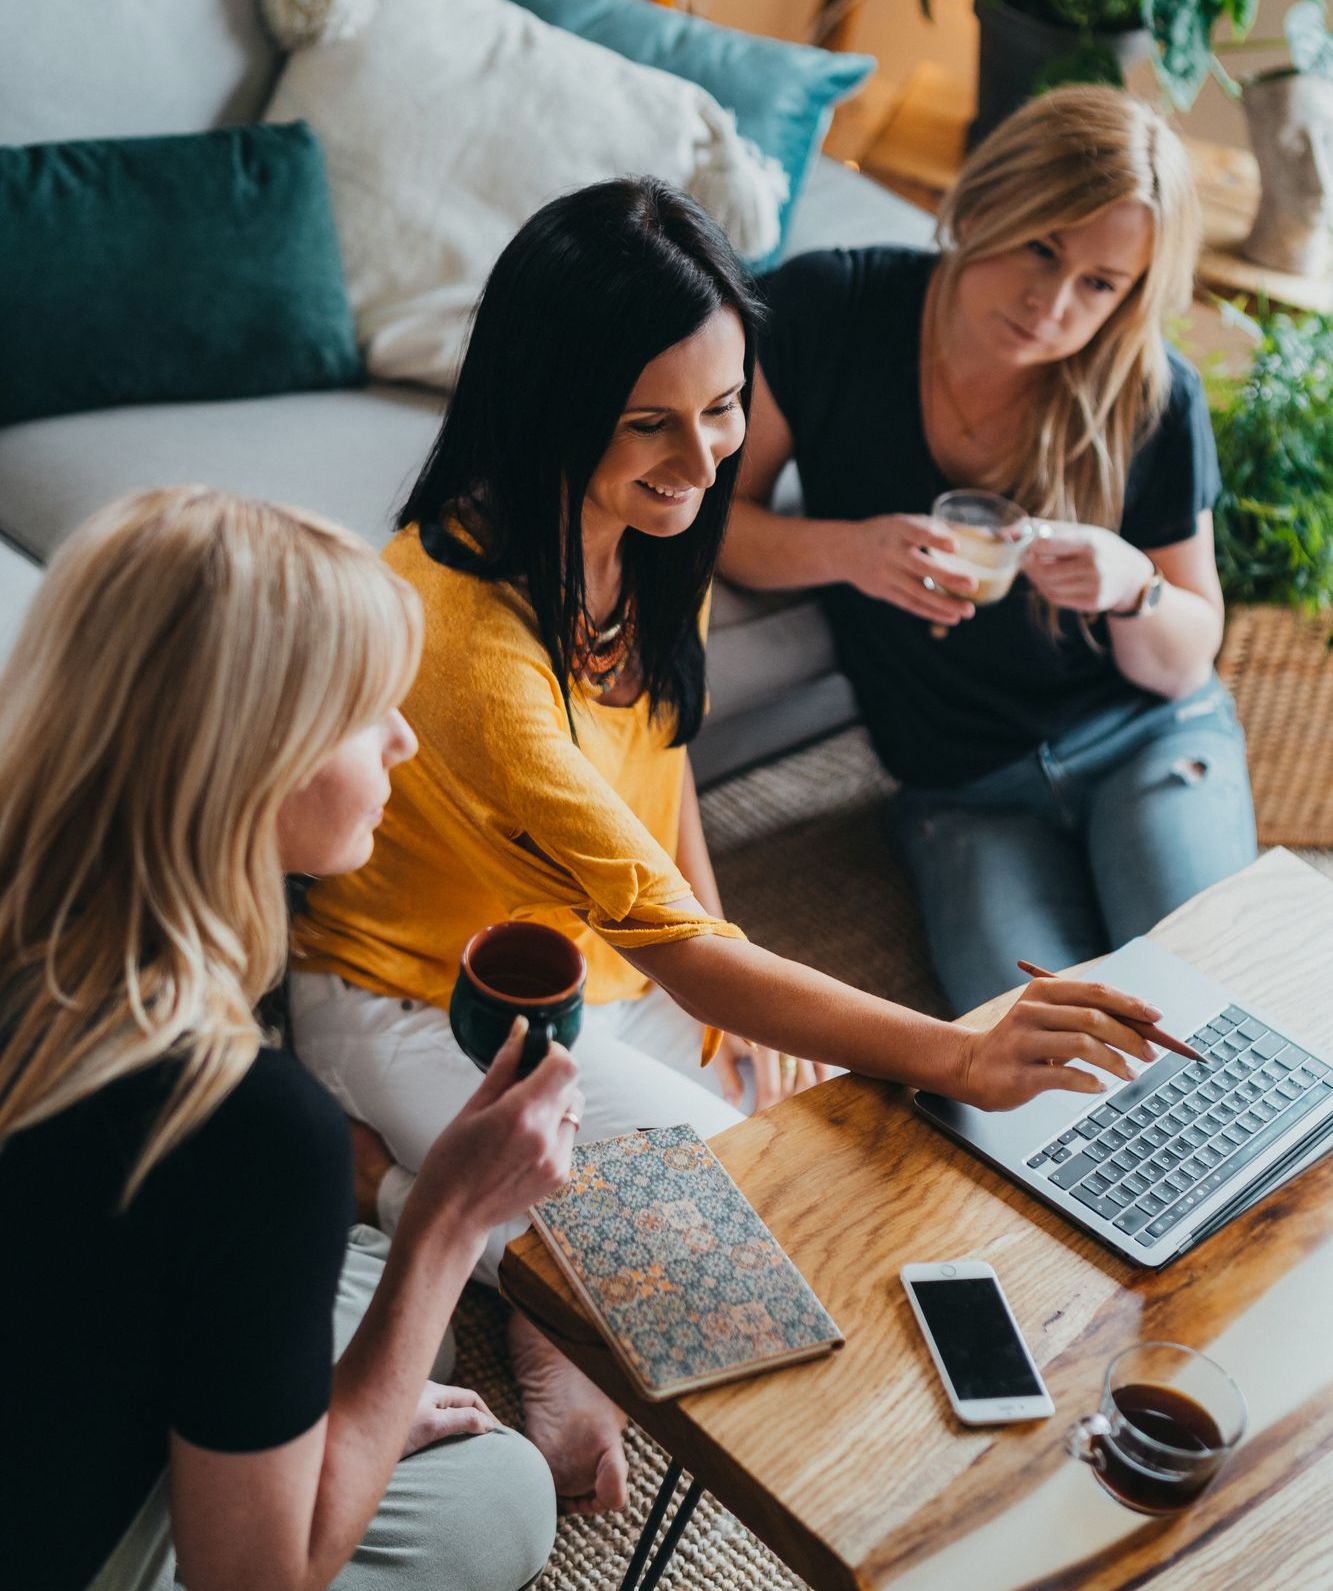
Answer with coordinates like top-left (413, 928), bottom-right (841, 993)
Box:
top-left (0, 1046), bottom-right (353, 1591)
top-left (759, 247), bottom-right (1222, 788)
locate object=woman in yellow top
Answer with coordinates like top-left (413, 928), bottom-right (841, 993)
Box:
top-left (291, 177), bottom-right (1161, 1514)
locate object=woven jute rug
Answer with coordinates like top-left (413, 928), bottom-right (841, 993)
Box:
top-left (452, 726), bottom-right (1333, 1591)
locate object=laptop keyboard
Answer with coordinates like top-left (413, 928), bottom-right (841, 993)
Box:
top-left (1025, 1006), bottom-right (1333, 1249)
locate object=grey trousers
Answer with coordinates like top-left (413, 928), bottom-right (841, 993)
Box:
top-left (89, 1226), bottom-right (556, 1591)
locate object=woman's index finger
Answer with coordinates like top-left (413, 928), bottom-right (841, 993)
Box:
top-left (1037, 976), bottom-right (1161, 1023)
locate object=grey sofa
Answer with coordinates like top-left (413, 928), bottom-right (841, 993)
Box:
top-left (0, 0), bottom-right (935, 783)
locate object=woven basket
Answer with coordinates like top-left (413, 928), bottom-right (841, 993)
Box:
top-left (1216, 604), bottom-right (1333, 848)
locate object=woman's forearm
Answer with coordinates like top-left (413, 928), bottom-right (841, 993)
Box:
top-left (718, 498), bottom-right (855, 592)
top-left (1109, 581), bottom-right (1222, 699)
top-left (624, 932), bottom-right (969, 1094)
top-left (305, 1213), bottom-right (488, 1585)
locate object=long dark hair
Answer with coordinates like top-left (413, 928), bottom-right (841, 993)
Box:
top-left (398, 177), bottom-right (762, 745)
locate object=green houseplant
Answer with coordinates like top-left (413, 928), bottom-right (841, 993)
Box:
top-left (918, 0), bottom-right (1155, 144)
top-left (1210, 303), bottom-right (1333, 846)
top-left (1212, 303), bottom-right (1333, 612)
top-left (1148, 0), bottom-right (1331, 107)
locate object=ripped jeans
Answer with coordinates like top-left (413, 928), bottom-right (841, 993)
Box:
top-left (891, 675), bottom-right (1258, 1016)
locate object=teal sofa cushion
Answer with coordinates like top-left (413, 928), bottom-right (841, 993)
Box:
top-left (512, 0), bottom-right (874, 268)
top-left (0, 122), bottom-right (361, 425)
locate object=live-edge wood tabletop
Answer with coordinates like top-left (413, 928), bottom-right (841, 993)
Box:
top-left (501, 850), bottom-right (1333, 1590)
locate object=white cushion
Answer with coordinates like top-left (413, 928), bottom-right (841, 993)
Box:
top-left (0, 386), bottom-right (442, 564)
top-left (265, 0), bottom-right (786, 390)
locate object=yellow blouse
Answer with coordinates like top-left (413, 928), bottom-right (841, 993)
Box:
top-left (294, 526), bottom-right (744, 1008)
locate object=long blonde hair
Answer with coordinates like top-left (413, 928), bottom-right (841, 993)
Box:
top-left (932, 86), bottom-right (1202, 531)
top-left (0, 487), bottom-right (422, 1199)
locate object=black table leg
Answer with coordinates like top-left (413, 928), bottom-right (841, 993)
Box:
top-left (619, 1463), bottom-right (705, 1591)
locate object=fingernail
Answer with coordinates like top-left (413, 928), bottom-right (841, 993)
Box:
top-left (510, 1015), bottom-right (529, 1039)
top-left (1143, 1004), bottom-right (1163, 1020)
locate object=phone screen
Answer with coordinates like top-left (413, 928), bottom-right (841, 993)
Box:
top-left (908, 1277), bottom-right (1043, 1400)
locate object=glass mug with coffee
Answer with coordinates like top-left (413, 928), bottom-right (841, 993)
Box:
top-left (926, 489), bottom-right (1034, 637)
top-left (449, 922), bottom-right (586, 1077)
top-left (1066, 1342), bottom-right (1247, 1515)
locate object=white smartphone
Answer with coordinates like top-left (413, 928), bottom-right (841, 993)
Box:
top-left (900, 1260), bottom-right (1054, 1425)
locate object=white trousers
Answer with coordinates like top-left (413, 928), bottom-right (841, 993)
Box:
top-left (289, 973), bottom-right (745, 1285)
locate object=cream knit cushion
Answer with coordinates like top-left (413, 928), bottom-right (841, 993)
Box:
top-left (260, 0), bottom-right (379, 49)
top-left (265, 0), bottom-right (786, 390)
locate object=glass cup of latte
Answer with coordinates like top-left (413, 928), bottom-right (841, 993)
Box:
top-left (926, 490), bottom-right (1034, 636)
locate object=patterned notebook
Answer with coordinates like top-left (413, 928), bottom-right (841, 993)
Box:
top-left (528, 1124), bottom-right (843, 1401)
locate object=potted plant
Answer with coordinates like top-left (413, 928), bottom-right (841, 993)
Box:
top-left (1241, 3), bottom-right (1333, 273)
top-left (1150, 0), bottom-right (1332, 275)
top-left (1210, 302), bottom-right (1333, 845)
top-left (917, 0), bottom-right (1155, 145)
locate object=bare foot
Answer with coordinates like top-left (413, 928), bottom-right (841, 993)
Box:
top-left (347, 1117), bottom-right (395, 1227)
top-left (507, 1311), bottom-right (629, 1514)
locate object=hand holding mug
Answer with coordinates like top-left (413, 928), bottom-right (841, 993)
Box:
top-left (413, 1016), bottom-right (584, 1236)
top-left (1023, 521), bottom-right (1154, 614)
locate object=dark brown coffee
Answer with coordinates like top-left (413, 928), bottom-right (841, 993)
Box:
top-left (1093, 1382), bottom-right (1225, 1514)
top-left (468, 928), bottom-right (583, 1004)
top-left (482, 969), bottom-right (565, 1000)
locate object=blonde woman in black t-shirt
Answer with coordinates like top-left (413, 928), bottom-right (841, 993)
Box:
top-left (722, 86), bottom-right (1257, 1015)
top-left (0, 487), bottom-right (576, 1591)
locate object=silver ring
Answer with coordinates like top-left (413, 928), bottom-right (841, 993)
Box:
top-left (560, 1109), bottom-right (582, 1130)
top-left (922, 575), bottom-right (938, 593)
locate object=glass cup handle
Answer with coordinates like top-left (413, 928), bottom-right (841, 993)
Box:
top-left (1065, 1411), bottom-right (1112, 1470)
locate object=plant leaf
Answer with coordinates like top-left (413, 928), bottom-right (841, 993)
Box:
top-left (1147, 0), bottom-right (1224, 107)
top-left (1034, 37), bottom-right (1128, 90)
top-left (1218, 297), bottom-right (1265, 341)
top-left (1286, 0), bottom-right (1333, 73)
top-left (1211, 308), bottom-right (1333, 612)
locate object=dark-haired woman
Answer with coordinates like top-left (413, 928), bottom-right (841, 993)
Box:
top-left (291, 176), bottom-right (1167, 1514)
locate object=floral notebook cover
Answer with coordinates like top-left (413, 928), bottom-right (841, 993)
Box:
top-left (528, 1124), bottom-right (844, 1401)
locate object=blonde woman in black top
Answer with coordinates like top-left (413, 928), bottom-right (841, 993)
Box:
top-left (723, 87), bottom-right (1257, 1014)
top-left (0, 487), bottom-right (576, 1591)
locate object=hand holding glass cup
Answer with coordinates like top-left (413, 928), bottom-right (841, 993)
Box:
top-left (925, 489), bottom-right (1035, 638)
top-left (1066, 1342), bottom-right (1246, 1516)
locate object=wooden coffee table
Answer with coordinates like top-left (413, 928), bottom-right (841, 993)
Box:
top-left (501, 849), bottom-right (1333, 1589)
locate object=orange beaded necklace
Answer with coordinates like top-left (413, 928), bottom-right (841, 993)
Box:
top-left (571, 596), bottom-right (638, 696)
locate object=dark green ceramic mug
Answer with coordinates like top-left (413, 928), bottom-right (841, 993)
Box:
top-left (449, 922), bottom-right (586, 1077)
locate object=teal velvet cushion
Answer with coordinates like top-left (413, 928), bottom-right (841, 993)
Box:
top-left (0, 122), bottom-right (361, 425)
top-left (511, 0), bottom-right (874, 267)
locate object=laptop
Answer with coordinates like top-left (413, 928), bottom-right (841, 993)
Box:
top-left (914, 937), bottom-right (1333, 1268)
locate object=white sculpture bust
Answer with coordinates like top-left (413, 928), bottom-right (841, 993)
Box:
top-left (1243, 72), bottom-right (1333, 278)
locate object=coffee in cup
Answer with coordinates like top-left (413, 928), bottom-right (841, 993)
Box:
top-left (449, 922), bottom-right (586, 1077)
top-left (928, 489), bottom-right (1034, 606)
top-left (1066, 1342), bottom-right (1246, 1515)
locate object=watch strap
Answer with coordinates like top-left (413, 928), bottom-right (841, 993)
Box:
top-left (1113, 568), bottom-right (1164, 618)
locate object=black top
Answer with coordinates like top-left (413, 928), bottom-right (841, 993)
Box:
top-left (758, 247), bottom-right (1222, 788)
top-left (0, 1045), bottom-right (352, 1591)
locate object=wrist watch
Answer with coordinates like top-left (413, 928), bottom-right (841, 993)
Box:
top-left (1112, 568), bottom-right (1164, 618)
